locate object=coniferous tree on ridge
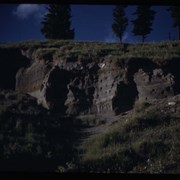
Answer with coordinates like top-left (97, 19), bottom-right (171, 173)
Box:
top-left (168, 6), bottom-right (180, 40)
top-left (112, 5), bottom-right (128, 42)
top-left (41, 4), bottom-right (74, 40)
top-left (131, 6), bottom-right (156, 43)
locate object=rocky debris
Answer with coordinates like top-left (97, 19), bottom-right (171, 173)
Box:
top-left (0, 89), bottom-right (45, 115)
top-left (168, 101), bottom-right (176, 106)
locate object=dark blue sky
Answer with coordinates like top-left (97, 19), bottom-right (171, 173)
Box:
top-left (0, 4), bottom-right (177, 43)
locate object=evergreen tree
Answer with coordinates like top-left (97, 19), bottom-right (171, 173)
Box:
top-left (112, 5), bottom-right (128, 42)
top-left (131, 6), bottom-right (156, 43)
top-left (41, 4), bottom-right (74, 40)
top-left (168, 6), bottom-right (180, 40)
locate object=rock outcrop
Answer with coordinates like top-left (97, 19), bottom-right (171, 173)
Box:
top-left (0, 40), bottom-right (180, 116)
top-left (0, 89), bottom-right (45, 115)
top-left (134, 68), bottom-right (175, 102)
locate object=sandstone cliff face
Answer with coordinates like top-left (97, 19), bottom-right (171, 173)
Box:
top-left (134, 68), bottom-right (175, 102)
top-left (1, 41), bottom-right (180, 116)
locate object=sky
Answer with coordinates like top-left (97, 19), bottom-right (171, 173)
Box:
top-left (0, 4), bottom-right (178, 43)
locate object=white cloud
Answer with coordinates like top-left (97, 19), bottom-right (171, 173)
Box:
top-left (13, 4), bottom-right (47, 20)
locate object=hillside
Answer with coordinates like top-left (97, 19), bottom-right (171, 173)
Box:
top-left (76, 96), bottom-right (180, 173)
top-left (0, 40), bottom-right (180, 172)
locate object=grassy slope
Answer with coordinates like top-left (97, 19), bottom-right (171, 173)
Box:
top-left (2, 90), bottom-right (180, 173)
top-left (0, 40), bottom-right (180, 172)
top-left (0, 90), bottom-right (83, 171)
top-left (78, 99), bottom-right (180, 173)
top-left (0, 40), bottom-right (180, 64)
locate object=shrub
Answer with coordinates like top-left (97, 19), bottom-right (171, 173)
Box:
top-left (76, 114), bottom-right (98, 126)
top-left (133, 101), bottom-right (151, 113)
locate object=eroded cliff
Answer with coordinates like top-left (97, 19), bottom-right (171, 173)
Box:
top-left (0, 40), bottom-right (180, 116)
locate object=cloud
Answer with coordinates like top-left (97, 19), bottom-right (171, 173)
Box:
top-left (13, 4), bottom-right (47, 20)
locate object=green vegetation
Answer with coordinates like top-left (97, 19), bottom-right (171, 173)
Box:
top-left (78, 102), bottom-right (180, 173)
top-left (0, 90), bottom-right (82, 171)
top-left (0, 111), bottom-right (81, 171)
top-left (0, 40), bottom-right (180, 67)
top-left (75, 114), bottom-right (106, 127)
top-left (36, 48), bottom-right (58, 60)
top-left (125, 41), bottom-right (180, 62)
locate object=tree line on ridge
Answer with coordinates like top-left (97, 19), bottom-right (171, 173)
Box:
top-left (41, 4), bottom-right (180, 43)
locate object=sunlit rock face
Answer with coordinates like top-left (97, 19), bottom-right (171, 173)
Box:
top-left (134, 68), bottom-right (175, 102)
top-left (0, 43), bottom-right (179, 116)
top-left (15, 49), bottom-right (180, 116)
top-left (15, 49), bottom-right (137, 115)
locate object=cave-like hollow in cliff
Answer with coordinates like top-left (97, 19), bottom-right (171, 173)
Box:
top-left (164, 58), bottom-right (180, 95)
top-left (44, 66), bottom-right (72, 113)
top-left (112, 81), bottom-right (138, 115)
top-left (0, 49), bottom-right (29, 90)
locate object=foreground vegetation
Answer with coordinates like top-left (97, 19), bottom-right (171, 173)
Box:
top-left (75, 99), bottom-right (180, 173)
top-left (0, 90), bottom-right (82, 171)
top-left (1, 90), bottom-right (180, 173)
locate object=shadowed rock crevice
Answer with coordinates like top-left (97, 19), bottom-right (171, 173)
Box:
top-left (112, 81), bottom-right (138, 115)
top-left (44, 66), bottom-right (71, 113)
top-left (127, 58), bottom-right (158, 79)
top-left (164, 58), bottom-right (180, 95)
top-left (0, 49), bottom-right (29, 90)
